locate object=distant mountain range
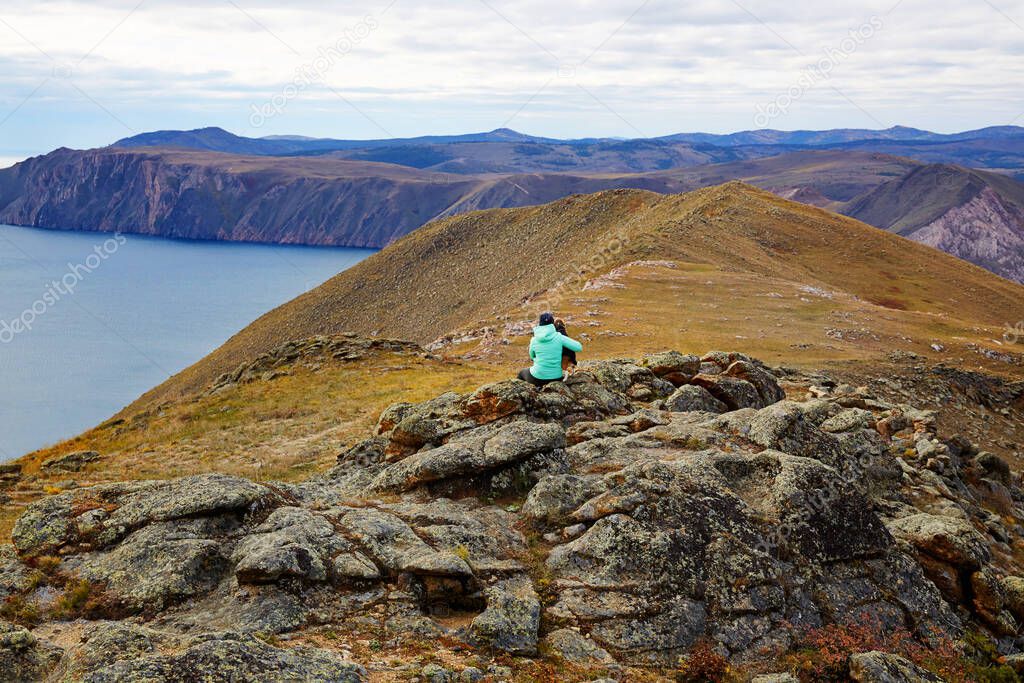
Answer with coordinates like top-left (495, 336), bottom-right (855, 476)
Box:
top-left (110, 125), bottom-right (1024, 178)
top-left (2, 125), bottom-right (1024, 282)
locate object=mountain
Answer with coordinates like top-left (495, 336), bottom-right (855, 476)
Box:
top-left (112, 126), bottom-right (564, 156)
top-left (112, 125), bottom-right (1024, 176)
top-left (844, 164), bottom-right (1024, 283)
top-left (4, 183), bottom-right (1024, 681)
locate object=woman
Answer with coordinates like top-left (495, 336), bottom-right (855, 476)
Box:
top-left (517, 312), bottom-right (583, 387)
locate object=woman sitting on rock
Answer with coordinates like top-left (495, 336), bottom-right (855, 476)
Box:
top-left (517, 312), bottom-right (583, 387)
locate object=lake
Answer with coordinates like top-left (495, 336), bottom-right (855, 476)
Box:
top-left (0, 225), bottom-right (374, 459)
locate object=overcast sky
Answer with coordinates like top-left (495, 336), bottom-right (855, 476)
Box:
top-left (1, 0), bottom-right (1023, 164)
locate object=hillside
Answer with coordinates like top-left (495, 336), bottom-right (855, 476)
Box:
top-left (844, 164), bottom-right (1024, 282)
top-left (123, 182), bottom-right (1024, 411)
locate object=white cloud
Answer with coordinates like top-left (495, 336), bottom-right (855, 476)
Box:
top-left (0, 0), bottom-right (1022, 154)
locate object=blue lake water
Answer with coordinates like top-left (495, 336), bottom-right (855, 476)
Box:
top-left (0, 225), bottom-right (374, 459)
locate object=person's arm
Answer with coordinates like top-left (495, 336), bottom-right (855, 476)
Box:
top-left (529, 338), bottom-right (537, 359)
top-left (560, 334), bottom-right (583, 353)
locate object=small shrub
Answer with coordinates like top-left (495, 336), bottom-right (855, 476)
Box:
top-left (0, 595), bottom-right (41, 627)
top-left (51, 578), bottom-right (123, 620)
top-left (52, 579), bottom-right (94, 619)
top-left (786, 615), bottom-right (968, 682)
top-left (32, 555), bottom-right (62, 574)
top-left (677, 640), bottom-right (730, 682)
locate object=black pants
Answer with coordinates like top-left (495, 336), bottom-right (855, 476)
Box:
top-left (517, 368), bottom-right (561, 387)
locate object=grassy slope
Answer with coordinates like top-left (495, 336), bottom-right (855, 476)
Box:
top-left (126, 182), bottom-right (1024, 411)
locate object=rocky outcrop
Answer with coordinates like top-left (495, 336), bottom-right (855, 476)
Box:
top-left (2, 350), bottom-right (1023, 679)
top-left (209, 334), bottom-right (424, 393)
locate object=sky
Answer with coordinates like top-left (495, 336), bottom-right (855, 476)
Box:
top-left (1, 0), bottom-right (1023, 164)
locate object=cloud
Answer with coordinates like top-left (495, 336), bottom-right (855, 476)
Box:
top-left (0, 0), bottom-right (1022, 154)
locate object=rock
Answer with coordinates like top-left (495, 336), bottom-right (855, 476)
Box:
top-left (544, 628), bottom-right (615, 664)
top-left (848, 650), bottom-right (944, 682)
top-left (664, 385), bottom-right (728, 414)
top-left (522, 474), bottom-right (605, 526)
top-left (337, 507), bottom-right (471, 581)
top-left (0, 621), bottom-right (63, 682)
top-left (1002, 576), bottom-right (1024, 621)
top-left (722, 360), bottom-right (786, 406)
top-left (75, 519), bottom-right (231, 611)
top-left (469, 576), bottom-right (540, 655)
top-left (974, 451), bottom-right (1011, 485)
top-left (0, 463), bottom-right (21, 488)
top-left (0, 547), bottom-right (35, 600)
top-left (459, 666), bottom-right (484, 682)
top-left (232, 507), bottom-right (346, 584)
top-left (371, 421), bottom-right (564, 492)
top-left (751, 675), bottom-right (799, 683)
top-left (820, 408), bottom-right (877, 433)
top-left (970, 568), bottom-right (1018, 635)
top-left (83, 632), bottom-right (365, 682)
top-left (41, 450), bottom-right (101, 472)
top-left (691, 374), bottom-right (763, 410)
top-left (639, 351), bottom-right (701, 385)
top-left (886, 513), bottom-right (990, 570)
top-left (71, 621), bottom-right (167, 673)
top-left (421, 663), bottom-right (454, 683)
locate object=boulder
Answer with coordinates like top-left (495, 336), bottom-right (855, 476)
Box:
top-left (41, 450), bottom-right (101, 472)
top-left (522, 474), bottom-right (605, 526)
top-left (232, 507), bottom-right (349, 584)
top-left (75, 519), bottom-right (231, 611)
top-left (1001, 575), bottom-right (1024, 621)
top-left (371, 421), bottom-right (564, 492)
top-left (722, 360), bottom-right (786, 406)
top-left (0, 621), bottom-right (62, 683)
top-left (690, 374), bottom-right (763, 410)
top-left (664, 385), bottom-right (728, 414)
top-left (848, 651), bottom-right (943, 682)
top-left (543, 628), bottom-right (615, 664)
top-left (639, 351), bottom-right (701, 385)
top-left (83, 632), bottom-right (365, 682)
top-left (886, 514), bottom-right (990, 570)
top-left (469, 576), bottom-right (540, 655)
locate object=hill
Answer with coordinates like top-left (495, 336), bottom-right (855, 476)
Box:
top-left (844, 164), bottom-right (1024, 282)
top-left (124, 182), bottom-right (1024, 410)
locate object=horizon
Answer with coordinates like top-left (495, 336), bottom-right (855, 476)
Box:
top-left (2, 120), bottom-right (1023, 168)
top-left (2, 0), bottom-right (1023, 164)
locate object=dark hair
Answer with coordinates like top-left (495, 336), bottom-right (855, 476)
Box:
top-left (554, 318), bottom-right (567, 334)
top-left (539, 312), bottom-right (555, 326)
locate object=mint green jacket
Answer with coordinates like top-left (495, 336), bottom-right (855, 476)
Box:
top-left (528, 324), bottom-right (583, 380)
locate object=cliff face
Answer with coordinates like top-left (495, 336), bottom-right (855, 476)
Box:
top-left (0, 148), bottom-right (482, 248)
top-left (908, 187), bottom-right (1024, 284)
